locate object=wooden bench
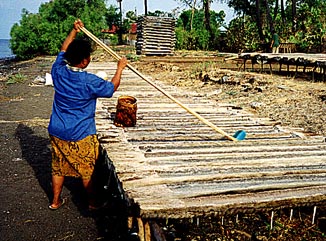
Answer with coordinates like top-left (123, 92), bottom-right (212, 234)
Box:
top-left (279, 43), bottom-right (296, 53)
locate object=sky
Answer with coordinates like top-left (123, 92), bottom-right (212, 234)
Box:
top-left (0, 0), bottom-right (235, 39)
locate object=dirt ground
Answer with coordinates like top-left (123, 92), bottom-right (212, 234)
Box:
top-left (1, 50), bottom-right (326, 240)
top-left (0, 56), bottom-right (129, 241)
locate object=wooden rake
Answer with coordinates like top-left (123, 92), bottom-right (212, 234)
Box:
top-left (80, 26), bottom-right (246, 141)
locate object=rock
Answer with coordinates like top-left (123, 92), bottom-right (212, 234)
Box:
top-left (171, 66), bottom-right (180, 72)
top-left (220, 75), bottom-right (229, 84)
top-left (250, 102), bottom-right (265, 109)
top-left (255, 87), bottom-right (263, 92)
top-left (207, 89), bottom-right (222, 97)
top-left (32, 76), bottom-right (45, 85)
top-left (248, 77), bottom-right (256, 84)
top-left (319, 95), bottom-right (326, 102)
top-left (242, 84), bottom-right (252, 92)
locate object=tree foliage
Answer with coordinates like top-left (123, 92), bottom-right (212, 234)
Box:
top-left (10, 0), bottom-right (109, 59)
top-left (176, 8), bottom-right (225, 50)
top-left (224, 0), bottom-right (326, 52)
top-left (9, 0), bottom-right (326, 57)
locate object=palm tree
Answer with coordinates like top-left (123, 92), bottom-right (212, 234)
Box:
top-left (177, 0), bottom-right (214, 44)
top-left (255, 0), bottom-right (264, 41)
top-left (280, 0), bottom-right (285, 25)
top-left (191, 0), bottom-right (197, 30)
top-left (264, 0), bottom-right (273, 33)
top-left (203, 0), bottom-right (213, 38)
top-left (144, 0), bottom-right (148, 15)
top-left (116, 0), bottom-right (123, 44)
top-left (291, 0), bottom-right (297, 32)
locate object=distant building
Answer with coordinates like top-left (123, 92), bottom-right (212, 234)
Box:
top-left (101, 25), bottom-right (119, 34)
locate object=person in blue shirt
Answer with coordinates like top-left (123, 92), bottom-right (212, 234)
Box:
top-left (48, 19), bottom-right (127, 210)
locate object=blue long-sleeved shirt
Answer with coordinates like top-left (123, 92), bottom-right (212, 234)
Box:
top-left (48, 52), bottom-right (114, 141)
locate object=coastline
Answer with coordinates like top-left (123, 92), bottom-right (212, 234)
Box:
top-left (0, 38), bottom-right (15, 62)
top-left (0, 55), bottom-right (16, 63)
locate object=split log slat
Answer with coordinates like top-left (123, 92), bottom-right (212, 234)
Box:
top-left (121, 170), bottom-right (326, 188)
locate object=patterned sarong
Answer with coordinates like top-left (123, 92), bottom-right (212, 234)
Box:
top-left (50, 135), bottom-right (99, 180)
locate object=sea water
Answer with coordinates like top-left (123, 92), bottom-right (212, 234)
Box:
top-left (0, 39), bottom-right (15, 59)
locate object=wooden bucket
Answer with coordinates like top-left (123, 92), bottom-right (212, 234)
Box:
top-left (114, 96), bottom-right (137, 127)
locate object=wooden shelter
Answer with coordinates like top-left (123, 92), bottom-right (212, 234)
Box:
top-left (136, 16), bottom-right (176, 56)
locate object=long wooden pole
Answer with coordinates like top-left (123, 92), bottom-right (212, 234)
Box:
top-left (79, 26), bottom-right (238, 141)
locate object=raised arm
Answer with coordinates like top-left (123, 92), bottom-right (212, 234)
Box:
top-left (60, 19), bottom-right (84, 52)
top-left (111, 57), bottom-right (128, 91)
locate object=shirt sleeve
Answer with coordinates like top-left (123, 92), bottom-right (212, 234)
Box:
top-left (51, 52), bottom-right (66, 76)
top-left (85, 73), bottom-right (115, 98)
top-left (53, 52), bottom-right (66, 67)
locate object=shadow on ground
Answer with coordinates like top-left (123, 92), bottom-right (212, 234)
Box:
top-left (15, 124), bottom-right (53, 201)
top-left (14, 123), bottom-right (130, 240)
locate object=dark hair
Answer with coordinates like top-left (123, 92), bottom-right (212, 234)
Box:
top-left (64, 39), bottom-right (92, 66)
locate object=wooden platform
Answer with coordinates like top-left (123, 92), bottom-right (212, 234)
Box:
top-left (238, 52), bottom-right (326, 80)
top-left (87, 62), bottom-right (326, 219)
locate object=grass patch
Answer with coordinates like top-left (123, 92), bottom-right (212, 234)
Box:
top-left (126, 53), bottom-right (140, 62)
top-left (6, 73), bottom-right (26, 85)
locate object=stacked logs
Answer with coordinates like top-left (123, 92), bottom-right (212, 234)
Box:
top-left (136, 16), bottom-right (176, 56)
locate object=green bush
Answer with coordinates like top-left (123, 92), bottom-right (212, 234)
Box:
top-left (10, 0), bottom-right (111, 60)
top-left (109, 35), bottom-right (119, 46)
top-left (224, 16), bottom-right (261, 53)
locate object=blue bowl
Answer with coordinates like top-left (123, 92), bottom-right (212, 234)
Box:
top-left (233, 130), bottom-right (246, 140)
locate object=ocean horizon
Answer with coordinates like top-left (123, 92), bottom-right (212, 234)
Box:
top-left (0, 39), bottom-right (15, 59)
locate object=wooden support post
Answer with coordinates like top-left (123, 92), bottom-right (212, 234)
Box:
top-left (312, 206), bottom-right (317, 225)
top-left (128, 216), bottom-right (133, 230)
top-left (269, 62), bottom-right (273, 75)
top-left (312, 66), bottom-right (317, 81)
top-left (279, 63), bottom-right (282, 73)
top-left (287, 64), bottom-right (290, 75)
top-left (144, 221), bottom-right (151, 241)
top-left (150, 221), bottom-right (167, 241)
top-left (137, 217), bottom-right (145, 241)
